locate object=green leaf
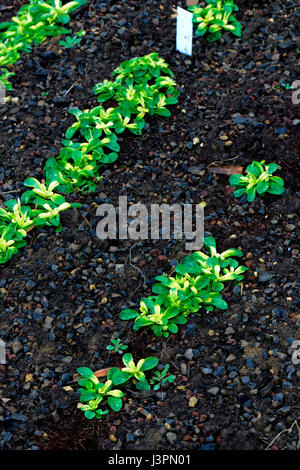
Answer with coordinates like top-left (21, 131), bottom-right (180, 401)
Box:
top-left (108, 369), bottom-right (131, 386)
top-left (140, 357), bottom-right (159, 372)
top-left (120, 309), bottom-right (138, 320)
top-left (107, 396), bottom-right (123, 412)
top-left (211, 297), bottom-right (228, 310)
top-left (234, 188), bottom-right (246, 198)
top-left (77, 367), bottom-right (96, 381)
top-left (246, 186), bottom-right (256, 202)
top-left (84, 410), bottom-right (96, 419)
top-left (267, 183), bottom-right (285, 195)
top-left (229, 174), bottom-right (243, 187)
top-left (256, 180), bottom-right (269, 195)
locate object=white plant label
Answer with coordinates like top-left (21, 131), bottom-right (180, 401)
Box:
top-left (176, 6), bottom-right (193, 56)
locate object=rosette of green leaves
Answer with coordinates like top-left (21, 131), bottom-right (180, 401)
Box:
top-left (106, 338), bottom-right (128, 354)
top-left (229, 161), bottom-right (285, 202)
top-left (149, 364), bottom-right (176, 391)
top-left (120, 296), bottom-right (187, 338)
top-left (107, 353), bottom-right (159, 391)
top-left (188, 0), bottom-right (241, 42)
top-left (77, 367), bottom-right (124, 420)
top-left (21, 178), bottom-right (67, 206)
top-left (32, 201), bottom-right (72, 232)
top-left (112, 53), bottom-right (173, 87)
top-left (0, 1), bottom-right (87, 89)
top-left (152, 272), bottom-right (228, 313)
top-left (0, 224), bottom-right (27, 264)
top-left (0, 199), bottom-right (34, 236)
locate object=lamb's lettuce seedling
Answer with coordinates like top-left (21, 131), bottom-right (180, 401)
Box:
top-left (21, 178), bottom-right (67, 207)
top-left (0, 199), bottom-right (33, 236)
top-left (0, 224), bottom-right (27, 264)
top-left (0, 0), bottom-right (87, 89)
top-left (77, 367), bottom-right (124, 419)
top-left (108, 353), bottom-right (159, 389)
top-left (229, 160), bottom-right (285, 202)
top-left (188, 0), bottom-right (241, 42)
top-left (120, 237), bottom-right (247, 337)
top-left (106, 338), bottom-right (128, 355)
top-left (32, 202), bottom-right (72, 232)
top-left (150, 364), bottom-right (176, 391)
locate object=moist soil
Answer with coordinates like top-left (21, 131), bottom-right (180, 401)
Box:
top-left (0, 0), bottom-right (299, 451)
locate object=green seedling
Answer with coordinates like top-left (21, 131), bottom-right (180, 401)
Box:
top-left (120, 297), bottom-right (187, 338)
top-left (58, 35), bottom-right (82, 48)
top-left (149, 364), bottom-right (176, 391)
top-left (0, 224), bottom-right (27, 264)
top-left (32, 201), bottom-right (72, 232)
top-left (21, 177), bottom-right (67, 207)
top-left (77, 367), bottom-right (124, 420)
top-left (0, 199), bottom-right (34, 236)
top-left (188, 0), bottom-right (241, 42)
top-left (120, 237), bottom-right (247, 337)
top-left (106, 338), bottom-right (128, 355)
top-left (108, 353), bottom-right (159, 390)
top-left (229, 160), bottom-right (285, 202)
top-left (0, 0), bottom-right (87, 89)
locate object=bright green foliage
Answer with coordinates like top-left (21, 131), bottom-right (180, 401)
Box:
top-left (229, 161), bottom-right (285, 202)
top-left (120, 237), bottom-right (247, 337)
top-left (0, 0), bottom-right (87, 89)
top-left (77, 367), bottom-right (124, 420)
top-left (188, 0), bottom-right (241, 42)
top-left (46, 53), bottom-right (179, 193)
top-left (0, 224), bottom-right (27, 264)
top-left (0, 177), bottom-right (81, 264)
top-left (58, 30), bottom-right (84, 48)
top-left (106, 338), bottom-right (128, 354)
top-left (77, 354), bottom-right (161, 419)
top-left (149, 364), bottom-right (176, 391)
top-left (108, 353), bottom-right (159, 391)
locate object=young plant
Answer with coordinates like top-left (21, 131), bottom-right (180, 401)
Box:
top-left (0, 0), bottom-right (87, 89)
top-left (149, 364), bottom-right (176, 391)
top-left (188, 0), bottom-right (241, 42)
top-left (21, 177), bottom-right (67, 207)
top-left (0, 199), bottom-right (34, 236)
top-left (229, 160), bottom-right (285, 202)
top-left (32, 202), bottom-right (72, 232)
top-left (0, 224), bottom-right (27, 264)
top-left (58, 35), bottom-right (82, 49)
top-left (106, 338), bottom-right (128, 355)
top-left (108, 353), bottom-right (159, 390)
top-left (120, 297), bottom-right (187, 338)
top-left (120, 237), bottom-right (247, 337)
top-left (77, 367), bottom-right (124, 420)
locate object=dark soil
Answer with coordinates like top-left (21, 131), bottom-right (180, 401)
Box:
top-left (0, 0), bottom-right (299, 451)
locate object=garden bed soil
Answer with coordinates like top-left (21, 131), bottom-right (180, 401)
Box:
top-left (0, 0), bottom-right (299, 451)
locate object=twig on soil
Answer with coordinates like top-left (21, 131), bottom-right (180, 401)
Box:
top-left (81, 213), bottom-right (92, 229)
top-left (128, 242), bottom-right (147, 289)
top-left (265, 419), bottom-right (300, 450)
top-left (0, 190), bottom-right (21, 195)
top-left (63, 84), bottom-right (75, 97)
top-left (207, 155), bottom-right (240, 169)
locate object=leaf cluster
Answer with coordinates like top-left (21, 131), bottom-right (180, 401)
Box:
top-left (77, 353), bottom-right (171, 420)
top-left (0, 0), bottom-right (87, 89)
top-left (188, 0), bottom-right (241, 42)
top-left (120, 236), bottom-right (247, 337)
top-left (0, 177), bottom-right (79, 264)
top-left (45, 53), bottom-right (179, 193)
top-left (229, 160), bottom-right (285, 202)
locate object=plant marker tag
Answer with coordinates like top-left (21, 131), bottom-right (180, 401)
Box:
top-left (176, 6), bottom-right (193, 56)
